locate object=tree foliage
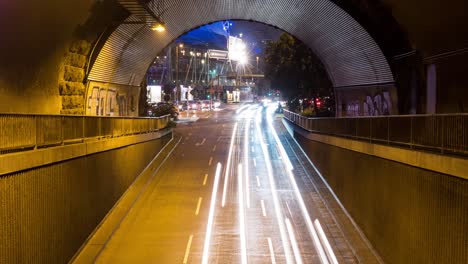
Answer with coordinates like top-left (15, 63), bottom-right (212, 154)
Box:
top-left (264, 33), bottom-right (333, 99)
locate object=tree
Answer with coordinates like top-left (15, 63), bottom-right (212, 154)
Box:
top-left (264, 33), bottom-right (333, 106)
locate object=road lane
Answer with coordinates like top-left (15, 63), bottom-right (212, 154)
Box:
top-left (84, 104), bottom-right (380, 263)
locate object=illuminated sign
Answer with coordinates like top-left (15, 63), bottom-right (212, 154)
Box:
top-left (208, 49), bottom-right (228, 59)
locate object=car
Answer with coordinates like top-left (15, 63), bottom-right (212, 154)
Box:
top-left (150, 102), bottom-right (179, 119)
top-left (212, 100), bottom-right (221, 109)
top-left (201, 100), bottom-right (211, 110)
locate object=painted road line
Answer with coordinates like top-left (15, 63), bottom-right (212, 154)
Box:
top-left (195, 197), bottom-right (203, 215)
top-left (212, 145), bottom-right (217, 152)
top-left (251, 146), bottom-right (255, 153)
top-left (253, 158), bottom-right (256, 167)
top-left (201, 163), bottom-right (223, 264)
top-left (256, 176), bottom-right (261, 187)
top-left (261, 200), bottom-right (267, 217)
top-left (203, 174), bottom-right (208, 186)
top-left (183, 235), bottom-right (194, 264)
top-left (208, 157), bottom-right (213, 166)
top-left (285, 218), bottom-right (303, 264)
top-left (222, 123), bottom-right (238, 207)
top-left (267, 237), bottom-right (277, 264)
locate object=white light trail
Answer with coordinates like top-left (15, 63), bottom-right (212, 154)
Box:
top-left (222, 123), bottom-right (238, 207)
top-left (238, 163), bottom-right (248, 264)
top-left (236, 104), bottom-right (251, 114)
top-left (285, 218), bottom-right (303, 264)
top-left (266, 112), bottom-right (331, 264)
top-left (255, 115), bottom-right (293, 264)
top-left (267, 237), bottom-right (277, 264)
top-left (201, 163), bottom-right (223, 264)
top-left (244, 118), bottom-right (251, 209)
top-left (315, 219), bottom-right (339, 264)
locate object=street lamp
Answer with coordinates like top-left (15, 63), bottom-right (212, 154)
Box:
top-left (256, 56), bottom-right (259, 72)
top-left (151, 22), bottom-right (166, 32)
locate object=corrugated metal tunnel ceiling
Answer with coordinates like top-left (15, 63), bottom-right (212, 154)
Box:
top-left (89, 0), bottom-right (394, 88)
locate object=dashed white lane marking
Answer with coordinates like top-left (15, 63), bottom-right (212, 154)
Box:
top-left (195, 197), bottom-right (203, 215)
top-left (261, 200), bottom-right (267, 217)
top-left (208, 157), bottom-right (213, 166)
top-left (253, 158), bottom-right (256, 167)
top-left (203, 174), bottom-right (208, 186)
top-left (267, 237), bottom-right (277, 264)
top-left (251, 146), bottom-right (255, 153)
top-left (256, 176), bottom-right (261, 187)
top-left (212, 145), bottom-right (217, 152)
top-left (183, 235), bottom-right (194, 264)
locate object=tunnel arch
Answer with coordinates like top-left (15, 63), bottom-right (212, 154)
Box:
top-left (88, 0), bottom-right (394, 90)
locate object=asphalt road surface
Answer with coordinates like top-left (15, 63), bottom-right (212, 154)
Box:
top-left (90, 104), bottom-right (381, 264)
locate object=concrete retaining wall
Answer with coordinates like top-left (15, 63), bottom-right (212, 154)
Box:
top-left (0, 133), bottom-right (171, 263)
top-left (295, 132), bottom-right (467, 263)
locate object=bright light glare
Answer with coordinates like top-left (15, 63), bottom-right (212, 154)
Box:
top-left (222, 123), bottom-right (238, 207)
top-left (255, 113), bottom-right (293, 264)
top-left (238, 163), bottom-right (248, 264)
top-left (285, 218), bottom-right (303, 264)
top-left (315, 219), bottom-right (339, 264)
top-left (151, 23), bottom-right (166, 32)
top-left (201, 163), bottom-right (223, 264)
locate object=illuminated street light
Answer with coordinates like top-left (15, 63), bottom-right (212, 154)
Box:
top-left (151, 22), bottom-right (166, 32)
top-left (179, 43), bottom-right (184, 48)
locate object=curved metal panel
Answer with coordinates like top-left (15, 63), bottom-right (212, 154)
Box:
top-left (89, 0), bottom-right (394, 88)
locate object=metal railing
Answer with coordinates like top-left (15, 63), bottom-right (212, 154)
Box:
top-left (284, 110), bottom-right (468, 155)
top-left (0, 114), bottom-right (170, 154)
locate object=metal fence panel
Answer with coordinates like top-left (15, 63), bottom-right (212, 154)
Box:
top-left (283, 110), bottom-right (468, 155)
top-left (0, 114), bottom-right (170, 153)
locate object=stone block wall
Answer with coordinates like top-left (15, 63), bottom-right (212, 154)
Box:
top-left (58, 40), bottom-right (92, 115)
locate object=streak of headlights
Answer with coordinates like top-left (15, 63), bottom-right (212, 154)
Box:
top-left (255, 109), bottom-right (294, 264)
top-left (222, 123), bottom-right (238, 207)
top-left (285, 218), bottom-right (303, 264)
top-left (201, 163), bottom-right (223, 264)
top-left (266, 110), bottom-right (333, 264)
top-left (315, 219), bottom-right (339, 264)
top-left (238, 163), bottom-right (248, 264)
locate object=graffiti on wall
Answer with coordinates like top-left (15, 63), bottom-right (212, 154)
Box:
top-left (86, 82), bottom-right (139, 117)
top-left (346, 91), bottom-right (393, 116)
top-left (336, 85), bottom-right (398, 117)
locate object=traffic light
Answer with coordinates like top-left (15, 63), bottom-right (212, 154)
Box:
top-left (207, 94), bottom-right (211, 99)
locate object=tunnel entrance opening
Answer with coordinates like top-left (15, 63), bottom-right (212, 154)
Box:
top-left (139, 20), bottom-right (335, 117)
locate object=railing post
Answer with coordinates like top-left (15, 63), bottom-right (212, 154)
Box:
top-left (61, 116), bottom-right (64, 145)
top-left (410, 116), bottom-right (413, 149)
top-left (441, 115), bottom-right (445, 154)
top-left (34, 115), bottom-right (38, 150)
top-left (387, 116), bottom-right (390, 145)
